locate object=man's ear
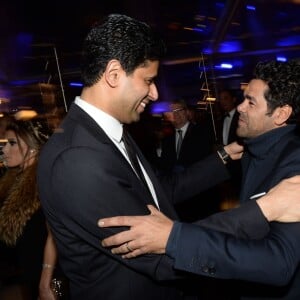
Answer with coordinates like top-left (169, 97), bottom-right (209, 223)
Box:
top-left (104, 60), bottom-right (122, 87)
top-left (274, 105), bottom-right (293, 125)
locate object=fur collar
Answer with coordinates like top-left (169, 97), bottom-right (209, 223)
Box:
top-left (0, 163), bottom-right (40, 246)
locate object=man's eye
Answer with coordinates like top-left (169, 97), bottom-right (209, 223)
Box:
top-left (146, 79), bottom-right (154, 85)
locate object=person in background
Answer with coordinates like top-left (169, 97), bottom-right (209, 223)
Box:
top-left (0, 113), bottom-right (13, 177)
top-left (0, 113), bottom-right (12, 140)
top-left (159, 98), bottom-right (214, 174)
top-left (159, 98), bottom-right (218, 221)
top-left (0, 118), bottom-right (59, 300)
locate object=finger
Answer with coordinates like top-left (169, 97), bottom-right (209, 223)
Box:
top-left (122, 248), bottom-right (144, 259)
top-left (101, 230), bottom-right (134, 247)
top-left (110, 243), bottom-right (131, 255)
top-left (147, 204), bottom-right (159, 215)
top-left (98, 215), bottom-right (136, 227)
top-left (110, 239), bottom-right (145, 256)
top-left (148, 205), bottom-right (169, 220)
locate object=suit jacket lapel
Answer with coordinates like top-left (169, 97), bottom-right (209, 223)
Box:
top-left (126, 132), bottom-right (178, 218)
top-left (67, 103), bottom-right (111, 144)
top-left (67, 103), bottom-right (177, 217)
top-left (180, 123), bottom-right (191, 151)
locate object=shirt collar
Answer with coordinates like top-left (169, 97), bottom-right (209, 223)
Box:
top-left (228, 108), bottom-right (236, 117)
top-left (178, 121), bottom-right (189, 134)
top-left (75, 96), bottom-right (123, 143)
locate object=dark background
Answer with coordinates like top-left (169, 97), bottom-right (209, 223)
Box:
top-left (0, 0), bottom-right (299, 114)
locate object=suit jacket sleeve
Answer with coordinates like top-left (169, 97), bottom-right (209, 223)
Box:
top-left (49, 146), bottom-right (181, 282)
top-left (160, 153), bottom-right (230, 205)
top-left (195, 200), bottom-right (269, 239)
top-left (166, 219), bottom-right (300, 286)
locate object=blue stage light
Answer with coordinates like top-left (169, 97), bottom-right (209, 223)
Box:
top-left (276, 56), bottom-right (287, 62)
top-left (215, 63), bottom-right (233, 69)
top-left (246, 5), bottom-right (256, 11)
top-left (69, 82), bottom-right (83, 87)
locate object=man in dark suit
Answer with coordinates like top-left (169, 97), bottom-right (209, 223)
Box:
top-left (37, 14), bottom-right (247, 300)
top-left (159, 99), bottom-right (217, 221)
top-left (99, 60), bottom-right (300, 299)
top-left (159, 98), bottom-right (214, 173)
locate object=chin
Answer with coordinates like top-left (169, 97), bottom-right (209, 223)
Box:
top-left (237, 130), bottom-right (246, 138)
top-left (132, 114), bottom-right (141, 123)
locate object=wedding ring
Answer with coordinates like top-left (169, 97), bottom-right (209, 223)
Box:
top-left (126, 242), bottom-right (132, 252)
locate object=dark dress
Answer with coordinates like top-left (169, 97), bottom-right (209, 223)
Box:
top-left (0, 166), bottom-right (47, 300)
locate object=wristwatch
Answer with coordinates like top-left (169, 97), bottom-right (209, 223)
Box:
top-left (217, 147), bottom-right (231, 164)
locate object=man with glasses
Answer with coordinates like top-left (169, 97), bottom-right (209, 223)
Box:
top-left (159, 98), bottom-right (216, 221)
top-left (159, 98), bottom-right (214, 174)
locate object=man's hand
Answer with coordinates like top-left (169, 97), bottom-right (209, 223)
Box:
top-left (224, 141), bottom-right (244, 160)
top-left (257, 175), bottom-right (300, 222)
top-left (98, 205), bottom-right (174, 258)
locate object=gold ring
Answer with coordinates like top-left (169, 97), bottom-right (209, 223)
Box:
top-left (126, 242), bottom-right (132, 252)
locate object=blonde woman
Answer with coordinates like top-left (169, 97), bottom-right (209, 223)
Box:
top-left (0, 119), bottom-right (60, 300)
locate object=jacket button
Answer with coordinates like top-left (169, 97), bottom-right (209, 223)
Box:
top-left (209, 267), bottom-right (216, 275)
top-left (201, 266), bottom-right (209, 273)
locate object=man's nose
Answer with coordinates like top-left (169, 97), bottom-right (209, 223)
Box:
top-left (148, 83), bottom-right (158, 101)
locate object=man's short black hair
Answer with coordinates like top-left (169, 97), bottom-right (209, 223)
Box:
top-left (254, 59), bottom-right (300, 123)
top-left (81, 14), bottom-right (166, 87)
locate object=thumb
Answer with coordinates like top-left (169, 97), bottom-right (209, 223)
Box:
top-left (147, 204), bottom-right (159, 215)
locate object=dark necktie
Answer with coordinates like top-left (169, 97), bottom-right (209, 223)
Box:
top-left (122, 128), bottom-right (151, 194)
top-left (176, 129), bottom-right (183, 158)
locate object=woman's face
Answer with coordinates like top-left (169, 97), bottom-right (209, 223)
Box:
top-left (2, 130), bottom-right (29, 168)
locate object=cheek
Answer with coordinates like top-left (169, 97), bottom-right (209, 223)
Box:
top-left (248, 111), bottom-right (259, 124)
top-left (134, 80), bottom-right (149, 97)
top-left (250, 115), bottom-right (269, 133)
top-left (11, 148), bottom-right (24, 166)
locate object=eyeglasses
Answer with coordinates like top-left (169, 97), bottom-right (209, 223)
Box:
top-left (171, 108), bottom-right (185, 113)
top-left (0, 139), bottom-right (17, 146)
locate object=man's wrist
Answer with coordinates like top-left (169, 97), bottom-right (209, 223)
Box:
top-left (217, 146), bottom-right (232, 164)
top-left (256, 195), bottom-right (275, 222)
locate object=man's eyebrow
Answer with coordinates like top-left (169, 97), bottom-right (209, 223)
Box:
top-left (244, 93), bottom-right (256, 102)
